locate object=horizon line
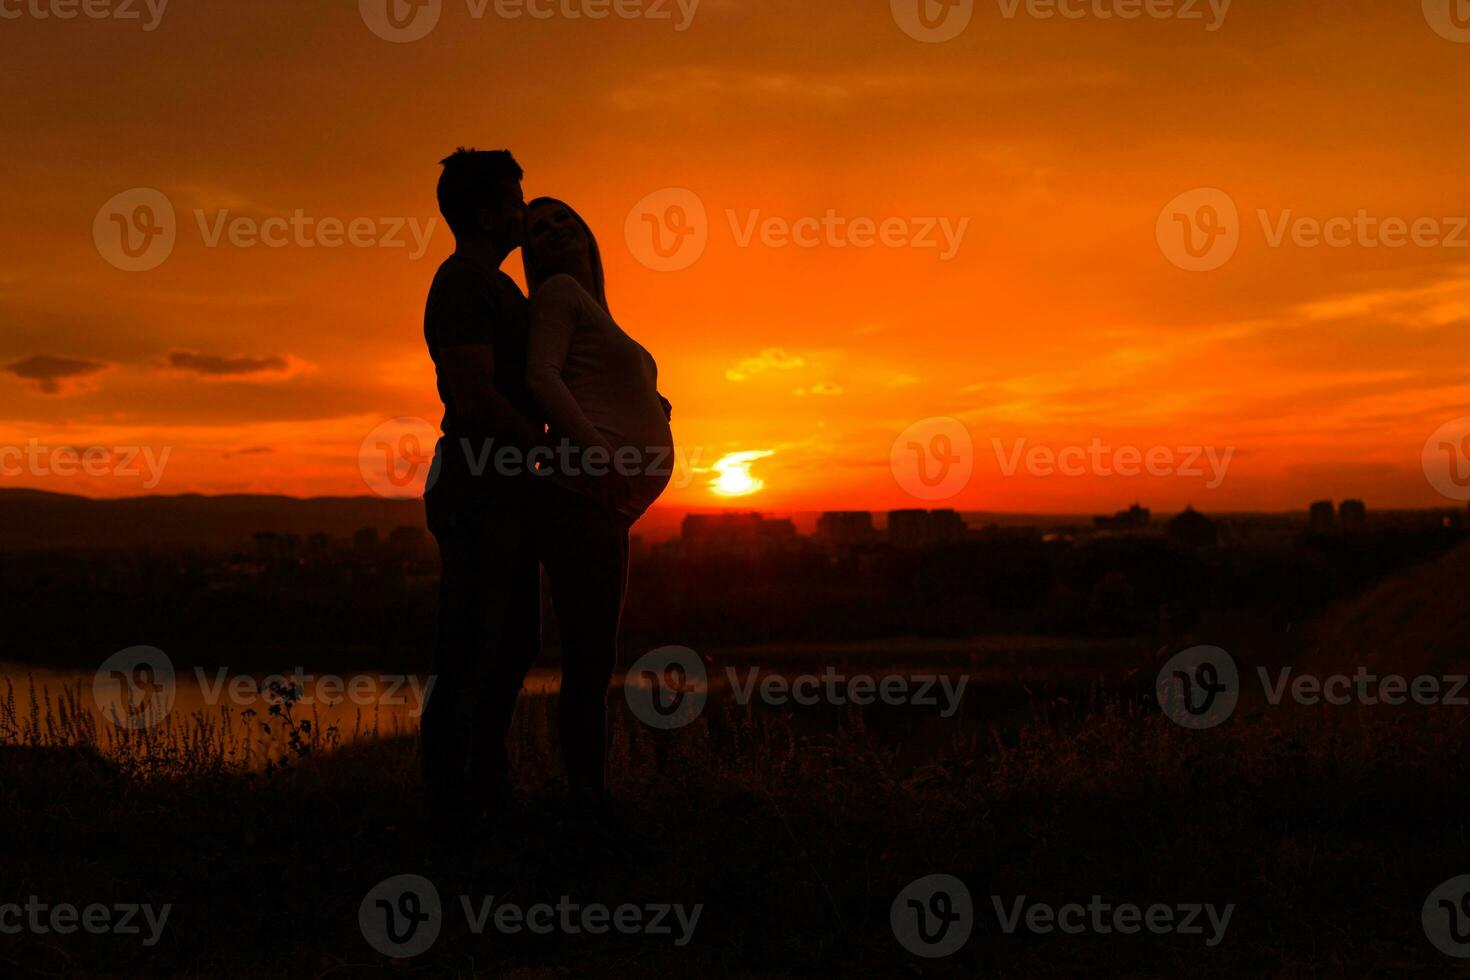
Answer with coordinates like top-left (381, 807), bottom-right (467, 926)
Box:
top-left (0, 487), bottom-right (1462, 517)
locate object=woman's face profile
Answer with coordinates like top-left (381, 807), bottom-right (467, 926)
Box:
top-left (526, 201), bottom-right (590, 264)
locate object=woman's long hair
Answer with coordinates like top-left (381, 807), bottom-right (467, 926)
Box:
top-left (522, 197), bottom-right (609, 314)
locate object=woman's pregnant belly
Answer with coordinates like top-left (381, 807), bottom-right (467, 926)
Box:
top-left (612, 417), bottom-right (673, 520)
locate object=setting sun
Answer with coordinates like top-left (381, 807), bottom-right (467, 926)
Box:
top-left (710, 450), bottom-right (774, 498)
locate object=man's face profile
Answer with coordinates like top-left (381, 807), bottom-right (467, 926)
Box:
top-left (480, 177), bottom-right (526, 247)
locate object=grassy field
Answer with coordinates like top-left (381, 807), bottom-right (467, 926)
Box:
top-left (3, 664), bottom-right (1470, 978)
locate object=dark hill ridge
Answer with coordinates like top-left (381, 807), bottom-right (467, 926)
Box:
top-left (0, 491), bottom-right (426, 552)
top-left (1306, 540), bottom-right (1470, 677)
top-left (0, 488), bottom-right (78, 501)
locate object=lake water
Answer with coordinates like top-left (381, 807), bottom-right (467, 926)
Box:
top-left (0, 663), bottom-right (558, 759)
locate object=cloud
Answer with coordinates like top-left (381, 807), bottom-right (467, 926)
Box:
top-left (6, 354), bottom-right (108, 395)
top-left (726, 347), bottom-right (806, 382)
top-left (166, 350), bottom-right (302, 381)
top-left (1297, 271), bottom-right (1470, 330)
top-left (792, 382), bottom-right (844, 397)
top-left (887, 374), bottom-right (919, 388)
top-left (609, 68), bottom-right (933, 113)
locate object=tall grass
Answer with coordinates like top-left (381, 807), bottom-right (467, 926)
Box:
top-left (0, 674), bottom-right (405, 777)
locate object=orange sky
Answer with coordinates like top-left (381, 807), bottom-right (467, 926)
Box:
top-left (4, 1), bottom-right (1470, 516)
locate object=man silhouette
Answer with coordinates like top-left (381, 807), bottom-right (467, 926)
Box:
top-left (420, 148), bottom-right (545, 834)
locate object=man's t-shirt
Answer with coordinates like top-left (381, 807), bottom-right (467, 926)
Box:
top-left (423, 253), bottom-right (538, 505)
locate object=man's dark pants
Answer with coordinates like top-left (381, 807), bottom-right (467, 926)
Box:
top-left (421, 493), bottom-right (540, 820)
top-left (422, 477), bottom-right (631, 812)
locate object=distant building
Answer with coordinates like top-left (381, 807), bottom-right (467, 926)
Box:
top-left (252, 531), bottom-right (300, 561)
top-left (353, 527), bottom-right (380, 554)
top-left (979, 523), bottom-right (1043, 543)
top-left (1167, 507), bottom-right (1218, 549)
top-left (1094, 504), bottom-right (1151, 531)
top-left (307, 533), bottom-right (332, 560)
top-left (1339, 499), bottom-right (1366, 532)
top-left (815, 511), bottom-right (877, 549)
top-left (888, 509), bottom-right (969, 549)
top-left (1309, 501), bottom-right (1335, 533)
top-left (888, 510), bottom-right (927, 549)
top-left (768, 519), bottom-right (798, 541)
top-left (929, 509), bottom-right (968, 545)
top-left (681, 513), bottom-right (797, 560)
top-left (387, 525), bottom-right (430, 559)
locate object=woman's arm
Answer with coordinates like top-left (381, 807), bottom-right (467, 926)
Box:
top-left (527, 277), bottom-right (615, 457)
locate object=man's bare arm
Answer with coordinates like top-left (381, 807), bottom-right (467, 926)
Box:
top-left (441, 343), bottom-right (544, 451)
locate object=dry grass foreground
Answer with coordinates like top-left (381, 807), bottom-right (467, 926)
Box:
top-left (3, 668), bottom-right (1469, 978)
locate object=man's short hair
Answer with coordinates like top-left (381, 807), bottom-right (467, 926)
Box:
top-left (437, 148), bottom-right (523, 239)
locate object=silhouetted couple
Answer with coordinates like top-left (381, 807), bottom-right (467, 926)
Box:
top-left (418, 148), bottom-right (672, 832)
